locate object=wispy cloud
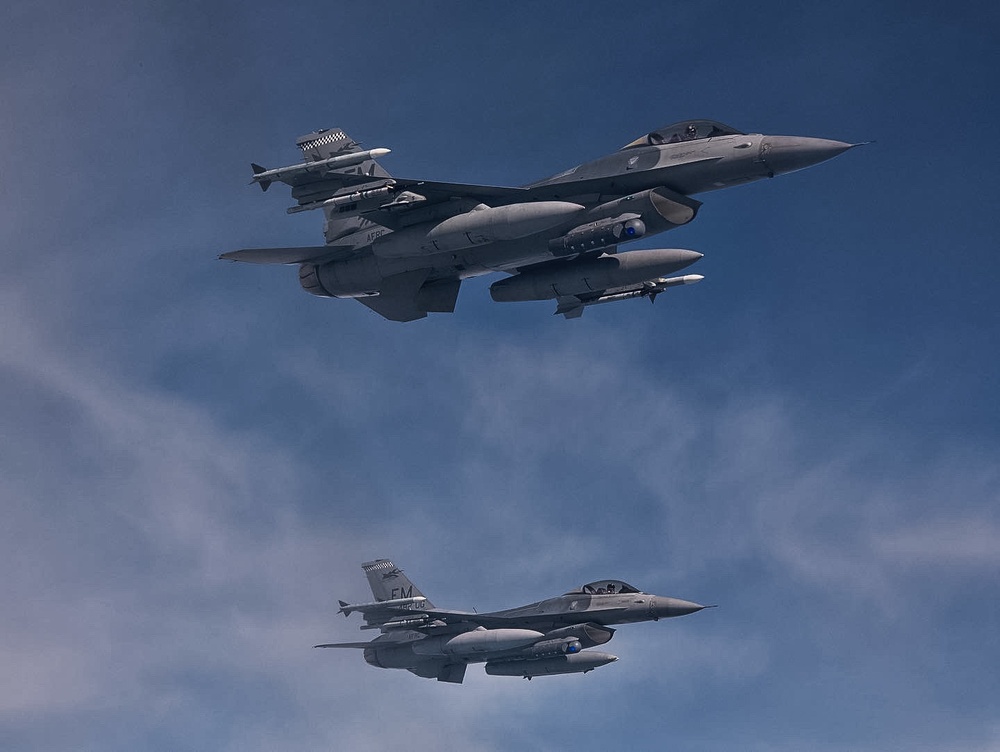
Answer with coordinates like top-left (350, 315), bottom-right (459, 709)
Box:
top-left (2, 4), bottom-right (999, 749)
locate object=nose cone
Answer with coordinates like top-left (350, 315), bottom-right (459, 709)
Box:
top-left (762, 136), bottom-right (855, 176)
top-left (651, 596), bottom-right (708, 619)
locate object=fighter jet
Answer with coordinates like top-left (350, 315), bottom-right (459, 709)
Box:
top-left (316, 559), bottom-right (709, 683)
top-left (223, 120), bottom-right (859, 320)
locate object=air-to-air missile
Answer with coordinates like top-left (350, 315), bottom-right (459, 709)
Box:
top-left (251, 147), bottom-right (392, 192)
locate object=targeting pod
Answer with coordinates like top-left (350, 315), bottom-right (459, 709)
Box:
top-left (549, 214), bottom-right (646, 255)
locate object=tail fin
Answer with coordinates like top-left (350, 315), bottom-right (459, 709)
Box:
top-left (362, 560), bottom-right (434, 608)
top-left (295, 129), bottom-right (393, 243)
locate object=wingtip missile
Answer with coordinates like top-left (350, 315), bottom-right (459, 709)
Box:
top-left (337, 595), bottom-right (428, 616)
top-left (249, 148), bottom-right (392, 188)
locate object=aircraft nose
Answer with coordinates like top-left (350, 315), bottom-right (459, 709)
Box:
top-left (761, 136), bottom-right (855, 176)
top-left (651, 597), bottom-right (708, 618)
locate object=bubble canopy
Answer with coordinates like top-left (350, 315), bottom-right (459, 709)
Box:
top-left (566, 579), bottom-right (643, 595)
top-left (621, 120), bottom-right (745, 149)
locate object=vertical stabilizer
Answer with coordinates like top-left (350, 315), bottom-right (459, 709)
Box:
top-left (361, 560), bottom-right (434, 608)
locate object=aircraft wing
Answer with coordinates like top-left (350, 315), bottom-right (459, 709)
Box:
top-left (258, 159), bottom-right (527, 202)
top-left (416, 605), bottom-right (630, 629)
top-left (314, 641), bottom-right (374, 649)
top-left (289, 173), bottom-right (530, 226)
top-left (258, 157), bottom-right (528, 216)
top-left (364, 177), bottom-right (527, 202)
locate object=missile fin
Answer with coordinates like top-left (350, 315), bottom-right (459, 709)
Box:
top-left (251, 163), bottom-right (272, 192)
top-left (555, 296), bottom-right (585, 319)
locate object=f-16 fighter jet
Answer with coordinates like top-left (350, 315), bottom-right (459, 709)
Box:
top-left (316, 559), bottom-right (709, 683)
top-left (223, 120), bottom-right (859, 320)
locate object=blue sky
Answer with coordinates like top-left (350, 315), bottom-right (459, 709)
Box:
top-left (2, 1), bottom-right (999, 750)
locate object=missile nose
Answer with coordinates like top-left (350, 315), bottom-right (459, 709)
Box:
top-left (762, 136), bottom-right (855, 175)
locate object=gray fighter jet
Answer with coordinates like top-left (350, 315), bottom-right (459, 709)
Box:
top-left (223, 120), bottom-right (859, 320)
top-left (316, 559), bottom-right (709, 683)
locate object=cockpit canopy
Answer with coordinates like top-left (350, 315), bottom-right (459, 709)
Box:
top-left (566, 579), bottom-right (643, 596)
top-left (621, 120), bottom-right (745, 149)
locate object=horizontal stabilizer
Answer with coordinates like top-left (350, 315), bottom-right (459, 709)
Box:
top-left (355, 269), bottom-right (433, 322)
top-left (219, 245), bottom-right (356, 265)
top-left (314, 642), bottom-right (374, 649)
